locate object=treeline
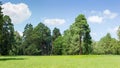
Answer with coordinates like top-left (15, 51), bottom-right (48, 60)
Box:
top-left (92, 33), bottom-right (120, 55)
top-left (0, 4), bottom-right (120, 55)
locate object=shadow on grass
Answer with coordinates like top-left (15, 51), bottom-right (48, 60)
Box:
top-left (0, 58), bottom-right (27, 61)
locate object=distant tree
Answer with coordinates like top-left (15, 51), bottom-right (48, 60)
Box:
top-left (62, 29), bottom-right (72, 55)
top-left (10, 31), bottom-right (22, 55)
top-left (52, 36), bottom-right (63, 55)
top-left (116, 26), bottom-right (120, 54)
top-left (94, 33), bottom-right (111, 54)
top-left (0, 15), bottom-right (14, 55)
top-left (64, 14), bottom-right (92, 55)
top-left (0, 2), bottom-right (3, 31)
top-left (32, 23), bottom-right (51, 55)
top-left (0, 2), bottom-right (4, 55)
top-left (52, 27), bottom-right (61, 41)
top-left (75, 14), bottom-right (92, 54)
top-left (0, 2), bottom-right (15, 55)
top-left (93, 33), bottom-right (119, 54)
top-left (117, 26), bottom-right (120, 41)
top-left (52, 27), bottom-right (61, 54)
top-left (21, 23), bottom-right (33, 55)
top-left (23, 23), bottom-right (33, 41)
top-left (91, 40), bottom-right (98, 54)
top-left (110, 38), bottom-right (120, 54)
top-left (101, 33), bottom-right (112, 54)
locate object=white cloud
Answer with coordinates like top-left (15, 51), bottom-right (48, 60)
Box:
top-left (103, 9), bottom-right (111, 15)
top-left (103, 9), bottom-right (118, 19)
top-left (88, 16), bottom-right (103, 23)
top-left (2, 2), bottom-right (31, 24)
top-left (44, 18), bottom-right (66, 26)
top-left (88, 9), bottom-right (118, 24)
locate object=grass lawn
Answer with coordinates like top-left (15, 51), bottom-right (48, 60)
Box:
top-left (0, 55), bottom-right (120, 68)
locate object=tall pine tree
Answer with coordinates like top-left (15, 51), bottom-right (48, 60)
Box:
top-left (63, 14), bottom-right (92, 55)
top-left (52, 27), bottom-right (61, 54)
top-left (32, 23), bottom-right (51, 55)
top-left (0, 2), bottom-right (4, 55)
top-left (52, 27), bottom-right (61, 41)
top-left (0, 2), bottom-right (14, 55)
top-left (21, 23), bottom-right (33, 55)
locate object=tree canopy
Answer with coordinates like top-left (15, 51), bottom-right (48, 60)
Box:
top-left (0, 2), bottom-right (120, 55)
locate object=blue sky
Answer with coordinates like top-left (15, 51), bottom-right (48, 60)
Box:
top-left (1, 0), bottom-right (120, 41)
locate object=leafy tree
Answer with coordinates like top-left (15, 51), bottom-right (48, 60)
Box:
top-left (0, 15), bottom-right (14, 55)
top-left (52, 36), bottom-right (63, 55)
top-left (117, 26), bottom-right (120, 41)
top-left (0, 2), bottom-right (3, 34)
top-left (21, 23), bottom-right (33, 55)
top-left (94, 33), bottom-right (111, 54)
top-left (93, 33), bottom-right (119, 54)
top-left (23, 23), bottom-right (33, 41)
top-left (62, 29), bottom-right (72, 55)
top-left (52, 27), bottom-right (61, 54)
top-left (0, 2), bottom-right (4, 55)
top-left (31, 23), bottom-right (51, 55)
top-left (52, 27), bottom-right (61, 41)
top-left (64, 14), bottom-right (92, 55)
top-left (115, 26), bottom-right (120, 54)
top-left (10, 31), bottom-right (22, 55)
top-left (110, 38), bottom-right (120, 54)
top-left (102, 33), bottom-right (111, 54)
top-left (75, 14), bottom-right (92, 54)
top-left (0, 2), bottom-right (15, 55)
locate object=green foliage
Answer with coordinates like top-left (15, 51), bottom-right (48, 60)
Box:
top-left (0, 4), bottom-right (120, 56)
top-left (61, 30), bottom-right (71, 55)
top-left (32, 23), bottom-right (51, 55)
top-left (99, 33), bottom-right (112, 54)
top-left (21, 23), bottom-right (51, 55)
top-left (52, 36), bottom-right (63, 55)
top-left (117, 26), bottom-right (120, 41)
top-left (0, 3), bottom-right (15, 55)
top-left (52, 27), bottom-right (61, 41)
top-left (0, 3), bottom-right (4, 55)
top-left (52, 27), bottom-right (61, 54)
top-left (0, 15), bottom-right (14, 55)
top-left (10, 31), bottom-right (22, 55)
top-left (21, 23), bottom-right (33, 55)
top-left (62, 14), bottom-right (92, 55)
top-left (92, 33), bottom-right (120, 55)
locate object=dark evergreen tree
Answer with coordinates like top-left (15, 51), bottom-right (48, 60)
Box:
top-left (10, 31), bottom-right (22, 55)
top-left (0, 2), bottom-right (4, 55)
top-left (0, 15), bottom-right (14, 55)
top-left (52, 27), bottom-right (61, 54)
top-left (32, 23), bottom-right (51, 55)
top-left (52, 27), bottom-right (61, 41)
top-left (63, 14), bottom-right (92, 55)
top-left (52, 36), bottom-right (63, 55)
top-left (117, 26), bottom-right (120, 41)
top-left (21, 23), bottom-right (33, 55)
top-left (0, 2), bottom-right (15, 55)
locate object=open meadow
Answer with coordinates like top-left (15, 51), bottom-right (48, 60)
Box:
top-left (0, 55), bottom-right (120, 68)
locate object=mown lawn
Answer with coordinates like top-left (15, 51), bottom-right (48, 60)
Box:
top-left (0, 55), bottom-right (120, 68)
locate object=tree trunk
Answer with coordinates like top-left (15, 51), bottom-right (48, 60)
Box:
top-left (79, 35), bottom-right (82, 55)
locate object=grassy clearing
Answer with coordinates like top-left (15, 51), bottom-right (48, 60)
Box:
top-left (0, 55), bottom-right (120, 68)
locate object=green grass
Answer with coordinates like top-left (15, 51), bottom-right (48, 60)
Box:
top-left (0, 55), bottom-right (120, 68)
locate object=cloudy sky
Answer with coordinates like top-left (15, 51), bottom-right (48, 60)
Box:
top-left (1, 0), bottom-right (120, 41)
